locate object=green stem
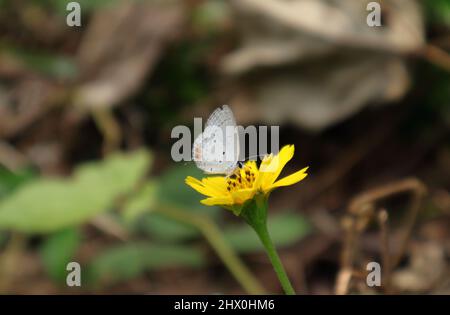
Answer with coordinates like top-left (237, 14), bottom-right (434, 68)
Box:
top-left (241, 195), bottom-right (296, 295)
top-left (253, 222), bottom-right (296, 295)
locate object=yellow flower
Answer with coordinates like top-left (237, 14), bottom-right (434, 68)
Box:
top-left (185, 145), bottom-right (308, 212)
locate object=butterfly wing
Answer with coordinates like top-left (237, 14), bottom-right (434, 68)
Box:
top-left (193, 105), bottom-right (239, 174)
top-left (205, 104), bottom-right (236, 129)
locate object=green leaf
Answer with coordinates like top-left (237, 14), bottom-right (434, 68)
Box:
top-left (224, 212), bottom-right (312, 253)
top-left (74, 150), bottom-right (151, 200)
top-left (0, 150), bottom-right (151, 233)
top-left (40, 228), bottom-right (81, 283)
top-left (87, 243), bottom-right (205, 286)
top-left (135, 213), bottom-right (200, 242)
top-left (0, 167), bottom-right (35, 199)
top-left (122, 181), bottom-right (158, 223)
top-left (425, 0), bottom-right (450, 26)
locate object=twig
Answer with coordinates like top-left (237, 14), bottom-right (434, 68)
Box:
top-left (420, 44), bottom-right (450, 73)
top-left (90, 214), bottom-right (129, 241)
top-left (335, 267), bottom-right (352, 295)
top-left (336, 178), bottom-right (426, 294)
top-left (349, 177), bottom-right (426, 269)
top-left (335, 205), bottom-right (374, 295)
top-left (377, 209), bottom-right (391, 294)
top-left (92, 108), bottom-right (122, 155)
top-left (339, 215), bottom-right (357, 282)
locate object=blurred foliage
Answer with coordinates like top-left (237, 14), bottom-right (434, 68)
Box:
top-left (123, 164), bottom-right (221, 244)
top-left (134, 213), bottom-right (200, 243)
top-left (223, 213), bottom-right (312, 254)
top-left (40, 228), bottom-right (81, 283)
top-left (86, 242), bottom-right (205, 286)
top-left (130, 206), bottom-right (311, 252)
top-left (5, 45), bottom-right (78, 79)
top-left (0, 0), bottom-right (446, 294)
top-left (423, 68), bottom-right (450, 126)
top-left (30, 0), bottom-right (121, 14)
top-left (142, 13), bottom-right (219, 131)
top-left (0, 167), bottom-right (35, 199)
top-left (403, 64), bottom-right (450, 140)
top-left (0, 147), bottom-right (312, 288)
top-left (144, 41), bottom-right (212, 127)
top-left (191, 0), bottom-right (231, 34)
top-left (0, 149), bottom-right (311, 288)
top-left (122, 181), bottom-right (158, 223)
top-left (0, 232), bottom-right (6, 248)
top-left (0, 150), bottom-right (151, 233)
top-left (424, 0), bottom-right (450, 26)
top-left (156, 164), bottom-right (220, 217)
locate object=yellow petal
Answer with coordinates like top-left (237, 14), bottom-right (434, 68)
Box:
top-left (260, 145), bottom-right (295, 191)
top-left (258, 153), bottom-right (273, 172)
top-left (266, 167), bottom-right (309, 192)
top-left (201, 176), bottom-right (229, 195)
top-left (253, 154), bottom-right (271, 189)
top-left (185, 176), bottom-right (215, 197)
top-left (231, 188), bottom-right (256, 205)
top-left (200, 196), bottom-right (234, 206)
top-left (185, 176), bottom-right (227, 197)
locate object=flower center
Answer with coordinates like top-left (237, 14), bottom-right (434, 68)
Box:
top-left (226, 164), bottom-right (256, 192)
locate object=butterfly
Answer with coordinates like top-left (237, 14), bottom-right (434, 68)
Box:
top-left (192, 105), bottom-right (240, 175)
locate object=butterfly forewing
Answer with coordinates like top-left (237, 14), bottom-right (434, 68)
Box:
top-left (192, 105), bottom-right (239, 175)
